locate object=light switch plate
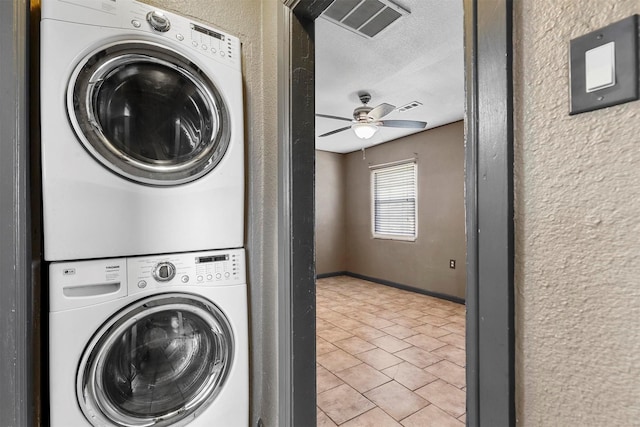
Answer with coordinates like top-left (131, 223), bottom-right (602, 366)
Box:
top-left (585, 42), bottom-right (615, 92)
top-left (569, 15), bottom-right (639, 115)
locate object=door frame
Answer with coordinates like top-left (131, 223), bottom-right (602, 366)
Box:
top-left (0, 1), bottom-right (33, 426)
top-left (278, 0), bottom-right (515, 426)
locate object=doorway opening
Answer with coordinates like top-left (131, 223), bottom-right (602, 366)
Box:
top-left (313, 2), bottom-right (466, 423)
top-left (279, 1), bottom-right (514, 426)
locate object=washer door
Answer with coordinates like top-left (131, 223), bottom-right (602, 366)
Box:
top-left (68, 41), bottom-right (231, 186)
top-left (77, 293), bottom-right (234, 427)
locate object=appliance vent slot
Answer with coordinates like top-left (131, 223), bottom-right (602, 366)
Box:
top-left (322, 0), bottom-right (409, 39)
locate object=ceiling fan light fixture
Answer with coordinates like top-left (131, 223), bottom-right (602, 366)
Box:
top-left (352, 122), bottom-right (378, 139)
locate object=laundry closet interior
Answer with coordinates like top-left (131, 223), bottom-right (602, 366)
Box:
top-left (37, 0), bottom-right (249, 425)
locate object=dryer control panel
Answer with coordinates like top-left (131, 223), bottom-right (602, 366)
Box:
top-left (125, 1), bottom-right (241, 70)
top-left (41, 0), bottom-right (241, 70)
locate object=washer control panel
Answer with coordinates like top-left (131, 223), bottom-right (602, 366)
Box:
top-left (49, 249), bottom-right (245, 311)
top-left (128, 248), bottom-right (245, 295)
top-left (152, 261), bottom-right (176, 282)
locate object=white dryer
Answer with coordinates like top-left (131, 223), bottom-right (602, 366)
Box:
top-left (49, 248), bottom-right (248, 427)
top-left (40, 0), bottom-right (244, 261)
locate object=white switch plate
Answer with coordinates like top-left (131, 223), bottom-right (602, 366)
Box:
top-left (569, 15), bottom-right (638, 115)
top-left (585, 42), bottom-right (615, 92)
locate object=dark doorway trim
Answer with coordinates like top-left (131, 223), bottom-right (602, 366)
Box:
top-left (0, 1), bottom-right (33, 426)
top-left (465, 0), bottom-right (515, 425)
top-left (277, 2), bottom-right (332, 426)
top-left (281, 0), bottom-right (514, 425)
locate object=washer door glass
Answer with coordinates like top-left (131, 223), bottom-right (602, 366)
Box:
top-left (69, 42), bottom-right (231, 186)
top-left (78, 294), bottom-right (234, 427)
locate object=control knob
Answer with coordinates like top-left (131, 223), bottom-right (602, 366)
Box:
top-left (147, 11), bottom-right (171, 32)
top-left (153, 261), bottom-right (176, 282)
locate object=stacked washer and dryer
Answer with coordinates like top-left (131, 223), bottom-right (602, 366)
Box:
top-left (40, 1), bottom-right (248, 425)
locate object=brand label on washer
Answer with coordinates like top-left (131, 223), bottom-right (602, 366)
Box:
top-left (62, 268), bottom-right (76, 276)
top-left (105, 264), bottom-right (121, 281)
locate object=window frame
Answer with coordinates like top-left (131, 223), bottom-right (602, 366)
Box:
top-left (370, 159), bottom-right (418, 241)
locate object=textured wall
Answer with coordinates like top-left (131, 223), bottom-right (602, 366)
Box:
top-left (315, 151), bottom-right (347, 275)
top-left (514, 1), bottom-right (640, 425)
top-left (344, 122), bottom-right (466, 298)
top-left (141, 1), bottom-right (280, 425)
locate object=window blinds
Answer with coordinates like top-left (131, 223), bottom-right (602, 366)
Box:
top-left (372, 161), bottom-right (417, 238)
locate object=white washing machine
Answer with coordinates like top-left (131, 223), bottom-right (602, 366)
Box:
top-left (40, 0), bottom-right (244, 261)
top-left (49, 248), bottom-right (248, 427)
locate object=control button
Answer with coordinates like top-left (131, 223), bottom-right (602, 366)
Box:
top-left (146, 10), bottom-right (171, 32)
top-left (224, 272), bottom-right (230, 278)
top-left (197, 275), bottom-right (203, 282)
top-left (137, 280), bottom-right (147, 289)
top-left (131, 20), bottom-right (141, 28)
top-left (202, 44), bottom-right (208, 50)
top-left (153, 261), bottom-right (176, 282)
top-left (211, 48), bottom-right (216, 54)
top-left (220, 51), bottom-right (226, 57)
top-left (192, 41), bottom-right (198, 47)
top-left (206, 274), bottom-right (213, 280)
top-left (216, 273), bottom-right (222, 279)
top-left (181, 275), bottom-right (189, 283)
top-left (176, 33), bottom-right (184, 41)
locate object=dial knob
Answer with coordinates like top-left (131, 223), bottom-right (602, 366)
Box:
top-left (153, 261), bottom-right (176, 282)
top-left (146, 11), bottom-right (171, 32)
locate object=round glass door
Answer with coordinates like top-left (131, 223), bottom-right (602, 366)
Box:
top-left (68, 41), bottom-right (231, 186)
top-left (77, 293), bottom-right (234, 427)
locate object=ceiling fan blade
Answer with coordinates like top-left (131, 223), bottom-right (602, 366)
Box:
top-left (379, 120), bottom-right (427, 129)
top-left (318, 126), bottom-right (352, 137)
top-left (367, 103), bottom-right (396, 120)
top-left (316, 113), bottom-right (353, 122)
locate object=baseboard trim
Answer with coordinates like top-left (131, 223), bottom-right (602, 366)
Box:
top-left (318, 271), bottom-right (465, 305)
top-left (316, 271), bottom-right (348, 279)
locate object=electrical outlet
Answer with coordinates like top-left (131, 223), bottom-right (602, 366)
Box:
top-left (449, 259), bottom-right (456, 269)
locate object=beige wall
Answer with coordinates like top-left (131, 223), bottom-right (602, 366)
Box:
top-left (515, 1), bottom-right (640, 424)
top-left (315, 150), bottom-right (347, 274)
top-left (322, 121), bottom-right (466, 299)
top-left (141, 1), bottom-right (280, 425)
top-left (345, 122), bottom-right (466, 299)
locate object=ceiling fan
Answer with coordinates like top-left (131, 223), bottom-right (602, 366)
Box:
top-left (316, 92), bottom-right (427, 139)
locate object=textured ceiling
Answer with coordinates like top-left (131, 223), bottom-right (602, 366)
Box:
top-left (315, 0), bottom-right (464, 153)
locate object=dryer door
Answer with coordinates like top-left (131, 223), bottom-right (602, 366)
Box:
top-left (77, 293), bottom-right (234, 427)
top-left (68, 41), bottom-right (231, 186)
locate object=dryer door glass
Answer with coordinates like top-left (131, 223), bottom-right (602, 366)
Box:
top-left (69, 42), bottom-right (231, 186)
top-left (77, 294), bottom-right (234, 427)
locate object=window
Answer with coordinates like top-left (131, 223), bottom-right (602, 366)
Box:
top-left (371, 160), bottom-right (417, 240)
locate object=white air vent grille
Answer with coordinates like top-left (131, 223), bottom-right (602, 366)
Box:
top-left (322, 0), bottom-right (409, 39)
top-left (398, 101), bottom-right (422, 112)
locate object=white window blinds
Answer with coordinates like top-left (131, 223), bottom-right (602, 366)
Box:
top-left (371, 161), bottom-right (417, 239)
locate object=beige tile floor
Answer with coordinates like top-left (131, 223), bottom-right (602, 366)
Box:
top-left (316, 276), bottom-right (466, 427)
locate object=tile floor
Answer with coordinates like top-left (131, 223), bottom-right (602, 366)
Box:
top-left (316, 276), bottom-right (466, 427)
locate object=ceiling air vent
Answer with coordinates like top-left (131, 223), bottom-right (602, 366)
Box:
top-left (322, 0), bottom-right (409, 39)
top-left (398, 101), bottom-right (422, 112)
